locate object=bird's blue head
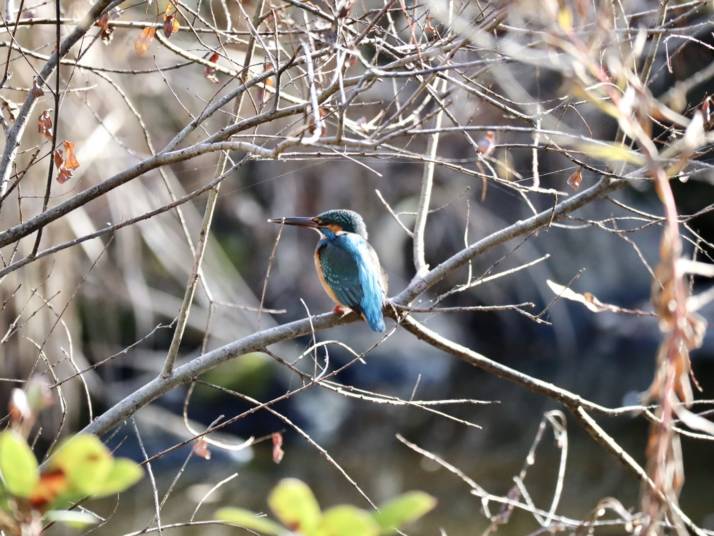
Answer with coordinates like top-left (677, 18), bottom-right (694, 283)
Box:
top-left (269, 209), bottom-right (368, 239)
top-left (314, 209), bottom-right (368, 239)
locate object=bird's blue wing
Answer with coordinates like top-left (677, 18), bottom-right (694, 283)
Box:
top-left (317, 234), bottom-right (386, 332)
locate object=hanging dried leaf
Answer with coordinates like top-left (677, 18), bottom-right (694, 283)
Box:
top-left (204, 51), bottom-right (220, 84)
top-left (30, 77), bottom-right (44, 97)
top-left (567, 167), bottom-right (582, 190)
top-left (38, 110), bottom-right (53, 139)
top-left (0, 96), bottom-right (19, 123)
top-left (193, 437), bottom-right (211, 460)
top-left (95, 13), bottom-right (114, 44)
top-left (134, 27), bottom-right (156, 56)
top-left (271, 432), bottom-right (284, 464)
top-left (162, 5), bottom-right (179, 38)
top-left (62, 140), bottom-right (80, 170)
top-left (53, 149), bottom-right (63, 168)
top-left (57, 168), bottom-right (73, 184)
top-left (53, 140), bottom-right (80, 183)
top-left (162, 14), bottom-right (179, 37)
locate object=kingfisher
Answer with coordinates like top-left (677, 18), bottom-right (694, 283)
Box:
top-left (268, 209), bottom-right (387, 332)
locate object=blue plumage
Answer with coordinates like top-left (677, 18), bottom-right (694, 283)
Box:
top-left (317, 232), bottom-right (386, 332)
top-left (268, 209), bottom-right (387, 332)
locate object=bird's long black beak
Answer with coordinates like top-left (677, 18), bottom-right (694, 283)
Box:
top-left (267, 216), bottom-right (319, 228)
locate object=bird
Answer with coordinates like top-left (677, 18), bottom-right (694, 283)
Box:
top-left (268, 209), bottom-right (387, 332)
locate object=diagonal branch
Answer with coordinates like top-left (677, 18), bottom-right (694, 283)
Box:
top-left (80, 175), bottom-right (622, 438)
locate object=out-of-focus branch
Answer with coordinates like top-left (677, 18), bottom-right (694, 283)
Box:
top-left (412, 77), bottom-right (446, 277)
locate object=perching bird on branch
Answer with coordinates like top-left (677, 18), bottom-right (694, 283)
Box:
top-left (268, 209), bottom-right (387, 332)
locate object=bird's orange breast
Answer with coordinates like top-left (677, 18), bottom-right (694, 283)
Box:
top-left (314, 245), bottom-right (342, 306)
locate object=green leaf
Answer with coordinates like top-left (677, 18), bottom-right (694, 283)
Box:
top-left (44, 509), bottom-right (99, 528)
top-left (373, 492), bottom-right (436, 534)
top-left (92, 458), bottom-right (143, 498)
top-left (0, 430), bottom-right (39, 497)
top-left (215, 507), bottom-right (284, 535)
top-left (268, 478), bottom-right (320, 533)
top-left (315, 506), bottom-right (379, 536)
top-left (49, 435), bottom-right (112, 495)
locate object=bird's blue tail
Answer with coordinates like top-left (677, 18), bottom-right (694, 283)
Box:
top-left (361, 304), bottom-right (385, 332)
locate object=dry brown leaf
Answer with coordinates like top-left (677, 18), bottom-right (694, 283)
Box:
top-left (31, 77), bottom-right (44, 97)
top-left (134, 27), bottom-right (156, 56)
top-left (62, 140), bottom-right (80, 170)
top-left (204, 51), bottom-right (220, 83)
top-left (162, 15), bottom-right (179, 37)
top-left (38, 110), bottom-right (53, 139)
top-left (53, 149), bottom-right (63, 168)
top-left (193, 437), bottom-right (211, 460)
top-left (56, 169), bottom-right (73, 184)
top-left (96, 13), bottom-right (114, 44)
top-left (271, 432), bottom-right (284, 464)
top-left (162, 5), bottom-right (180, 38)
top-left (567, 167), bottom-right (582, 190)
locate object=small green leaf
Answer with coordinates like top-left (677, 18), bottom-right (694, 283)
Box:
top-left (316, 506), bottom-right (379, 536)
top-left (44, 510), bottom-right (99, 528)
top-left (215, 507), bottom-right (284, 535)
top-left (268, 478), bottom-right (320, 532)
top-left (373, 492), bottom-right (436, 534)
top-left (49, 435), bottom-right (112, 495)
top-left (92, 459), bottom-right (143, 498)
top-left (0, 430), bottom-right (39, 497)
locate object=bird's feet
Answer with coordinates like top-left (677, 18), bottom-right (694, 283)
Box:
top-left (333, 304), bottom-right (352, 317)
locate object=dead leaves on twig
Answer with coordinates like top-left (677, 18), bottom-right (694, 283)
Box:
top-left (133, 4), bottom-right (180, 55)
top-left (134, 27), bottom-right (156, 56)
top-left (204, 52), bottom-right (220, 84)
top-left (193, 437), bottom-right (211, 460)
top-left (566, 167), bottom-right (582, 190)
top-left (546, 280), bottom-right (655, 317)
top-left (0, 95), bottom-right (19, 125)
top-left (54, 140), bottom-right (80, 184)
top-left (31, 77), bottom-right (44, 97)
top-left (37, 110), bottom-right (53, 139)
top-left (271, 432), bottom-right (284, 464)
top-left (162, 4), bottom-right (180, 38)
top-left (96, 13), bottom-right (114, 44)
